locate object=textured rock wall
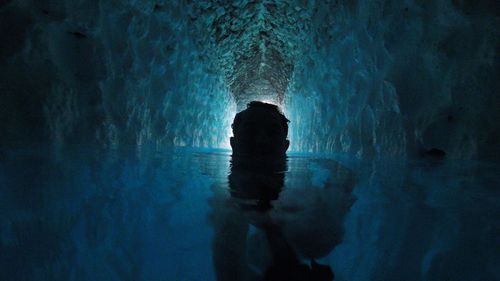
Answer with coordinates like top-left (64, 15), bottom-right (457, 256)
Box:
top-left (0, 0), bottom-right (498, 159)
top-left (0, 0), bottom-right (234, 149)
top-left (286, 0), bottom-right (499, 159)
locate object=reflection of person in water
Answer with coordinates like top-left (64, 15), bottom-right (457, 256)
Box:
top-left (210, 101), bottom-right (354, 281)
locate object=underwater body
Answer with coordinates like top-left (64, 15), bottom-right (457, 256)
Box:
top-left (1, 0), bottom-right (499, 280)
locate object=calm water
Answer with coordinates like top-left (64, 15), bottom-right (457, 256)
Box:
top-left (1, 146), bottom-right (499, 281)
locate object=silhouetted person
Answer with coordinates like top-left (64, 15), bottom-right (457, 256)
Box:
top-left (210, 101), bottom-right (351, 281)
top-left (228, 101), bottom-right (289, 212)
top-left (230, 101), bottom-right (289, 160)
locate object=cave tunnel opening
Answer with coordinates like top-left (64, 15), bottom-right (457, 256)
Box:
top-left (0, 0), bottom-right (498, 159)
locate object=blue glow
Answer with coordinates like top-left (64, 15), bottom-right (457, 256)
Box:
top-left (1, 146), bottom-right (499, 280)
top-left (0, 1), bottom-right (499, 280)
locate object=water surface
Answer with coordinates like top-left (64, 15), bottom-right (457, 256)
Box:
top-left (1, 146), bottom-right (499, 281)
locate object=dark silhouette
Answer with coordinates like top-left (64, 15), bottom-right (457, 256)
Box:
top-left (211, 101), bottom-right (353, 281)
top-left (423, 148), bottom-right (446, 159)
top-left (68, 31), bottom-right (87, 39)
top-left (230, 101), bottom-right (289, 158)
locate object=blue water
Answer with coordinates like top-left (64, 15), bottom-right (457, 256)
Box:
top-left (1, 146), bottom-right (499, 281)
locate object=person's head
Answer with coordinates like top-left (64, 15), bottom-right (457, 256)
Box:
top-left (230, 101), bottom-right (289, 157)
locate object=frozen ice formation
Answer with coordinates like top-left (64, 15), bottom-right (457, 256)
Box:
top-left (0, 0), bottom-right (498, 159)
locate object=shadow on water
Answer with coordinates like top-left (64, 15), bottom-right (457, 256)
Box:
top-left (207, 153), bottom-right (355, 281)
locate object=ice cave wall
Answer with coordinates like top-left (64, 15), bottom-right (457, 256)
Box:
top-left (0, 0), bottom-right (498, 159)
top-left (0, 0), bottom-right (236, 149)
top-left (286, 0), bottom-right (499, 159)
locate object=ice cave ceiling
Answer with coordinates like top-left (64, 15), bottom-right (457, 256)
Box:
top-left (0, 0), bottom-right (498, 159)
